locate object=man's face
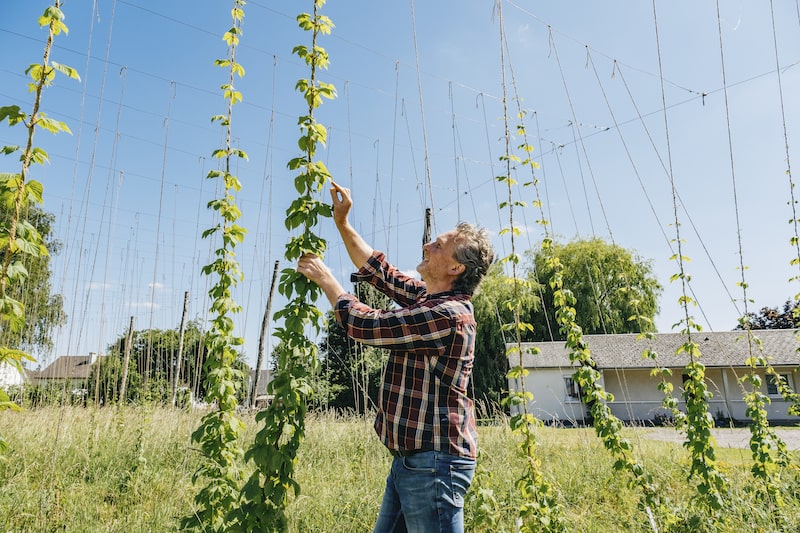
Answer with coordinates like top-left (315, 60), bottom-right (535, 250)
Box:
top-left (417, 230), bottom-right (462, 287)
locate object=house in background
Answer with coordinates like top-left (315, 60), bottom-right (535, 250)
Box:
top-left (508, 330), bottom-right (800, 426)
top-left (32, 353), bottom-right (104, 392)
top-left (247, 368), bottom-right (273, 408)
top-left (0, 361), bottom-right (28, 389)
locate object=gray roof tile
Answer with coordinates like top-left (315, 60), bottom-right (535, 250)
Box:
top-left (511, 330), bottom-right (800, 369)
top-left (35, 355), bottom-right (103, 380)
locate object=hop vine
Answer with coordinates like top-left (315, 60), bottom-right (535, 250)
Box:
top-left (182, 2), bottom-right (248, 530)
top-left (0, 0), bottom-right (78, 453)
top-left (237, 1), bottom-right (335, 530)
top-left (489, 3), bottom-right (565, 531)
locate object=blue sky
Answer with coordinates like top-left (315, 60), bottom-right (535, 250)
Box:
top-left (1, 1), bottom-right (799, 369)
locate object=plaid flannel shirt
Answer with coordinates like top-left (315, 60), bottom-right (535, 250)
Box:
top-left (333, 251), bottom-right (478, 459)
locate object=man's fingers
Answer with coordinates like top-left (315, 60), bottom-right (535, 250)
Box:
top-left (330, 181), bottom-right (350, 203)
top-left (297, 254), bottom-right (321, 280)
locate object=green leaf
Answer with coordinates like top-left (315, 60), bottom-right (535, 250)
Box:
top-left (0, 106), bottom-right (25, 126)
top-left (25, 180), bottom-right (45, 203)
top-left (5, 260), bottom-right (29, 281)
top-left (51, 61), bottom-right (80, 81)
top-left (296, 13), bottom-right (313, 31)
top-left (223, 29), bottom-right (240, 47)
top-left (35, 116), bottom-right (71, 135)
top-left (28, 148), bottom-right (49, 166)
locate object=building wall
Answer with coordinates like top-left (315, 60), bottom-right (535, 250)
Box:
top-left (603, 366), bottom-right (800, 424)
top-left (509, 368), bottom-right (587, 425)
top-left (0, 362), bottom-right (24, 389)
top-left (512, 366), bottom-right (800, 425)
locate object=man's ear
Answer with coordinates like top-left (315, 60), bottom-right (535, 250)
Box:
top-left (450, 263), bottom-right (466, 275)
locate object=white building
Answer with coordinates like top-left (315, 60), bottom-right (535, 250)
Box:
top-left (0, 361), bottom-right (26, 389)
top-left (508, 330), bottom-right (800, 426)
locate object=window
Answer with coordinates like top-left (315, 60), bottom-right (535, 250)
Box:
top-left (564, 376), bottom-right (581, 401)
top-left (767, 373), bottom-right (790, 396)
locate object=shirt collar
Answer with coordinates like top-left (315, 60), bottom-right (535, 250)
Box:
top-left (418, 289), bottom-right (469, 301)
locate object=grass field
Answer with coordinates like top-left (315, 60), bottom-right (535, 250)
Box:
top-left (0, 406), bottom-right (798, 532)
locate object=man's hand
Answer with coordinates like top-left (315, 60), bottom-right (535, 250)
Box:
top-left (330, 181), bottom-right (352, 228)
top-left (297, 253), bottom-right (332, 285)
top-left (329, 181), bottom-right (373, 268)
top-left (297, 253), bottom-right (347, 306)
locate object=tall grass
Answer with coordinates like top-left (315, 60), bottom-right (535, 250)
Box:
top-left (0, 407), bottom-right (797, 532)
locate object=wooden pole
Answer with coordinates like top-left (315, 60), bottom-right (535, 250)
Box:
top-left (423, 207), bottom-right (432, 253)
top-left (120, 316), bottom-right (134, 403)
top-left (250, 260), bottom-right (280, 408)
top-left (192, 338), bottom-right (205, 401)
top-left (171, 291), bottom-right (189, 406)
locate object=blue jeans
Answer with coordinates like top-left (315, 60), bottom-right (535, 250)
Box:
top-left (373, 451), bottom-right (476, 533)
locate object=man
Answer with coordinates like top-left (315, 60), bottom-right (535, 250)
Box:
top-left (296, 181), bottom-right (494, 533)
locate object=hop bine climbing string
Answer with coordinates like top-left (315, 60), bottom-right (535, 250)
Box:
top-left (650, 1), bottom-right (729, 526)
top-left (182, 1), bottom-right (248, 531)
top-left (708, 0), bottom-right (792, 522)
top-left (237, 1), bottom-right (335, 530)
top-left (0, 0), bottom-right (79, 453)
top-left (488, 2), bottom-right (565, 531)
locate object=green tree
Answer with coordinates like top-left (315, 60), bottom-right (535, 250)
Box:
top-left (738, 299), bottom-right (799, 330)
top-left (317, 313), bottom-right (385, 412)
top-left (317, 282), bottom-right (390, 412)
top-left (528, 238), bottom-right (661, 339)
top-left (87, 351), bottom-right (142, 405)
top-left (469, 238), bottom-right (659, 410)
top-left (101, 320), bottom-right (249, 405)
top-left (471, 263), bottom-right (541, 407)
top-left (0, 203), bottom-right (65, 354)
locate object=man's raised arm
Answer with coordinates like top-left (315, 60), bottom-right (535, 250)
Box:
top-left (330, 181), bottom-right (373, 269)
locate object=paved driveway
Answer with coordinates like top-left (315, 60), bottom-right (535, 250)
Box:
top-left (642, 427), bottom-right (800, 451)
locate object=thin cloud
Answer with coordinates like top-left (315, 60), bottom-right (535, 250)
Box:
top-left (128, 301), bottom-right (161, 310)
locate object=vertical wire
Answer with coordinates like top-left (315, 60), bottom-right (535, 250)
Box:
top-left (146, 81), bottom-right (176, 381)
top-left (449, 81), bottom-right (461, 221)
top-left (713, 0), bottom-right (752, 356)
top-left (97, 68), bottom-right (127, 358)
top-left (767, 0), bottom-right (800, 284)
top-left (500, 33), bottom-right (558, 341)
top-left (614, 63), bottom-right (733, 326)
top-left (63, 0), bottom-right (116, 358)
top-left (408, 0), bottom-right (437, 232)
top-left (548, 28), bottom-right (601, 238)
top-left (477, 92), bottom-right (507, 258)
top-left (55, 0), bottom-right (98, 363)
top-left (651, 0), bottom-right (692, 348)
top-left (243, 55), bottom-right (278, 354)
top-left (387, 62), bottom-right (401, 250)
top-left (402, 98), bottom-right (426, 210)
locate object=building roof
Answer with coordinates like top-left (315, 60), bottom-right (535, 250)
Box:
top-left (34, 355), bottom-right (102, 380)
top-left (511, 330), bottom-right (800, 369)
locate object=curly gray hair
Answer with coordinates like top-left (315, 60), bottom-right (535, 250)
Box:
top-left (451, 222), bottom-right (495, 295)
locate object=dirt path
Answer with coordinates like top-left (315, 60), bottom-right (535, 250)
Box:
top-left (642, 427), bottom-right (800, 451)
